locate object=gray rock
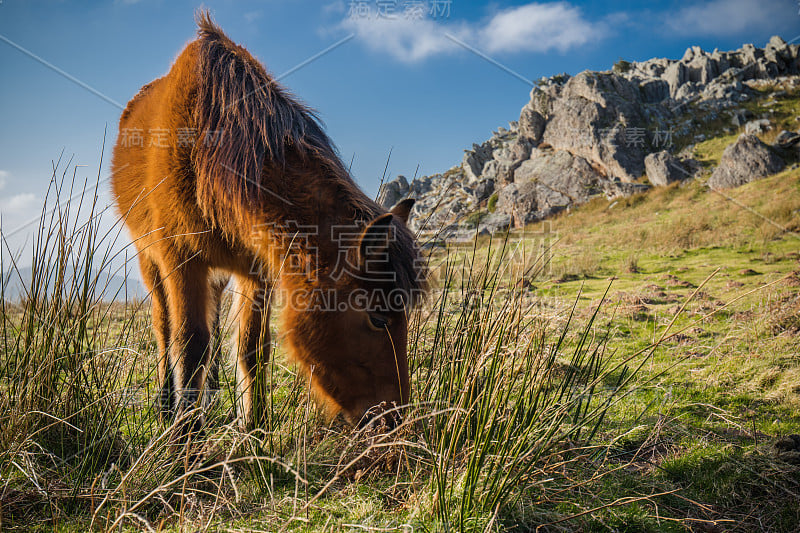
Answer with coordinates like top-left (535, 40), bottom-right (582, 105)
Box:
top-left (539, 71), bottom-right (651, 182)
top-left (601, 179), bottom-right (651, 199)
top-left (744, 119), bottom-right (771, 135)
top-left (776, 130), bottom-right (800, 148)
top-left (477, 212), bottom-right (512, 234)
top-left (496, 183), bottom-right (538, 227)
top-left (483, 139), bottom-right (531, 185)
top-left (639, 79), bottom-right (669, 103)
top-left (704, 78), bottom-right (746, 104)
top-left (495, 161), bottom-right (521, 184)
top-left (686, 52), bottom-right (719, 85)
top-left (731, 108), bottom-right (752, 127)
top-left (664, 62), bottom-right (686, 96)
top-left (644, 151), bottom-right (688, 186)
top-left (463, 141), bottom-right (494, 182)
top-left (708, 134), bottom-right (785, 189)
top-left (409, 175), bottom-right (434, 195)
top-left (404, 35), bottom-right (800, 233)
top-left (472, 179), bottom-right (495, 202)
top-left (519, 106), bottom-right (547, 143)
top-left (378, 175), bottom-right (409, 209)
top-left (626, 35), bottom-right (799, 105)
top-left (481, 159), bottom-right (499, 182)
top-left (494, 150), bottom-right (606, 224)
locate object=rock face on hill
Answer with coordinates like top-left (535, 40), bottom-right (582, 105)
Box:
top-left (378, 36), bottom-right (800, 237)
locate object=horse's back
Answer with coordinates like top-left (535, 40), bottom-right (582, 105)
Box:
top-left (111, 43), bottom-right (208, 259)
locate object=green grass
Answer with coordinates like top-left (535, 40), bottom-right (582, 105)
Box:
top-left (2, 92), bottom-right (800, 531)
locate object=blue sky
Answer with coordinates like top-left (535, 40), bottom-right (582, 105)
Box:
top-left (0, 0), bottom-right (799, 269)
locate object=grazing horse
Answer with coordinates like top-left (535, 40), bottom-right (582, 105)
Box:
top-left (111, 13), bottom-right (425, 430)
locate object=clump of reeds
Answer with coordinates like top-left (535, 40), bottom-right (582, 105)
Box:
top-left (0, 155), bottom-right (663, 531)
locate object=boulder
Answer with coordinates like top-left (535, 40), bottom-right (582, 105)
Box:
top-left (496, 183), bottom-right (538, 227)
top-left (481, 159), bottom-right (499, 182)
top-left (494, 150), bottom-right (605, 224)
top-left (639, 79), bottom-right (669, 103)
top-left (478, 212), bottom-right (512, 234)
top-left (602, 179), bottom-right (650, 199)
top-left (708, 134), bottom-right (785, 189)
top-left (730, 108), bottom-right (751, 127)
top-left (519, 105), bottom-right (546, 143)
top-left (644, 151), bottom-right (688, 186)
top-left (744, 119), bottom-right (771, 135)
top-left (409, 175), bottom-right (434, 196)
top-left (472, 179), bottom-right (495, 202)
top-left (776, 130), bottom-right (800, 148)
top-left (462, 141), bottom-right (494, 182)
top-left (480, 139), bottom-right (531, 185)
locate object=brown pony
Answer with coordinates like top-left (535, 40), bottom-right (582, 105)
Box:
top-left (111, 13), bottom-right (425, 429)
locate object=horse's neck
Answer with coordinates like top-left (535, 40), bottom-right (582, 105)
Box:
top-left (252, 157), bottom-right (377, 282)
top-left (251, 205), bottom-right (361, 285)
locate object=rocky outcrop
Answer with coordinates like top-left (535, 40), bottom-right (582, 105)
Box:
top-left (708, 134), bottom-right (785, 189)
top-left (532, 71), bottom-right (660, 182)
top-left (621, 36), bottom-right (799, 106)
top-left (378, 36), bottom-right (799, 237)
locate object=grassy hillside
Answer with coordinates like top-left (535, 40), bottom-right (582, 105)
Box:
top-left (2, 103), bottom-right (800, 531)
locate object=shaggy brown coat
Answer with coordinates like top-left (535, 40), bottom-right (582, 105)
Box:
top-left (111, 13), bottom-right (424, 428)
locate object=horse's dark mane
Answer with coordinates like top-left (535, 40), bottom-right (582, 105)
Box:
top-left (193, 12), bottom-right (353, 220)
top-left (192, 12), bottom-right (425, 301)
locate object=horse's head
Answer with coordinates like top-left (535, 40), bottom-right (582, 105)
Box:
top-left (282, 199), bottom-right (425, 428)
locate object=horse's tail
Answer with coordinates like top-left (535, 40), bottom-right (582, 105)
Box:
top-left (192, 11), bottom-right (339, 229)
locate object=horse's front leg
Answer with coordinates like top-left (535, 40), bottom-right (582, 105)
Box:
top-left (205, 273), bottom-right (229, 404)
top-left (232, 274), bottom-right (272, 429)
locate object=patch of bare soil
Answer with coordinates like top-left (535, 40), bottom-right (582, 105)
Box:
top-left (663, 274), bottom-right (696, 288)
top-left (773, 434), bottom-right (800, 464)
top-left (739, 268), bottom-right (761, 276)
top-left (781, 270), bottom-right (800, 287)
top-left (767, 293), bottom-right (800, 335)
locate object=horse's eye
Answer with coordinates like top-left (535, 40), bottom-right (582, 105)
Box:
top-left (367, 314), bottom-right (390, 331)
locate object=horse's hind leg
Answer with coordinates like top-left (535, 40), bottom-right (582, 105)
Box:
top-left (232, 275), bottom-right (271, 429)
top-left (160, 258), bottom-right (212, 425)
top-left (139, 255), bottom-right (173, 421)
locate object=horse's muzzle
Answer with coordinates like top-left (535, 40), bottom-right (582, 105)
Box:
top-left (357, 401), bottom-right (403, 431)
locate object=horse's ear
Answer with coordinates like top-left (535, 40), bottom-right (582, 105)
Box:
top-left (390, 198), bottom-right (415, 225)
top-left (358, 213), bottom-right (394, 267)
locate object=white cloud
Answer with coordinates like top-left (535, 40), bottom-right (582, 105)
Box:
top-left (341, 14), bottom-right (462, 63)
top-left (666, 0), bottom-right (791, 36)
top-left (480, 3), bottom-right (605, 54)
top-left (0, 170), bottom-right (7, 191)
top-left (339, 2), bottom-right (604, 63)
top-left (244, 11), bottom-right (263, 24)
top-left (1, 193), bottom-right (37, 213)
